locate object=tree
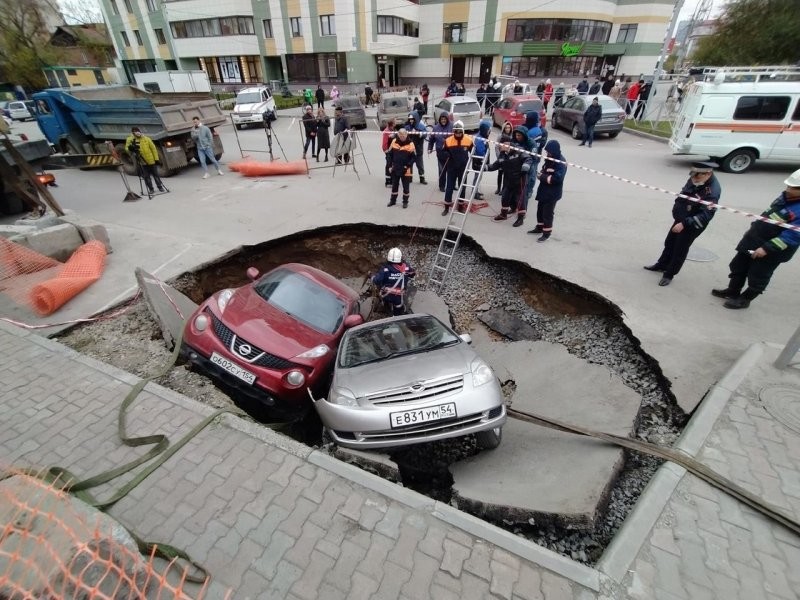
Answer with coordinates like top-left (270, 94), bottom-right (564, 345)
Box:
top-left (0, 0), bottom-right (61, 90)
top-left (691, 0), bottom-right (800, 65)
top-left (60, 0), bottom-right (103, 25)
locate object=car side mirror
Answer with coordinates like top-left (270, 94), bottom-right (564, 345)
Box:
top-left (344, 314), bottom-right (364, 328)
top-left (246, 267), bottom-right (259, 281)
top-left (459, 333), bottom-right (472, 344)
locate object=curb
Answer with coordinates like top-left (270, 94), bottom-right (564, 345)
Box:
top-left (596, 341), bottom-right (766, 583)
top-left (622, 128), bottom-right (669, 144)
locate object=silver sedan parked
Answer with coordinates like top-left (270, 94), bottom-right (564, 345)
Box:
top-left (314, 313), bottom-right (506, 450)
top-left (552, 95), bottom-right (626, 140)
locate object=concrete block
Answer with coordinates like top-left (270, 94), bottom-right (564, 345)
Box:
top-left (58, 214), bottom-right (112, 254)
top-left (451, 340), bottom-right (640, 530)
top-left (135, 268), bottom-right (199, 351)
top-left (333, 446), bottom-right (401, 482)
top-left (9, 223), bottom-right (83, 262)
top-left (412, 290), bottom-right (452, 327)
top-left (0, 224), bottom-right (37, 239)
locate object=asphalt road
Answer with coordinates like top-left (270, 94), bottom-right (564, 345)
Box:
top-left (4, 110), bottom-right (798, 413)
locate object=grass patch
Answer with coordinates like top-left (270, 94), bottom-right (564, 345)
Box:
top-left (274, 96), bottom-right (306, 110)
top-left (624, 120), bottom-right (673, 138)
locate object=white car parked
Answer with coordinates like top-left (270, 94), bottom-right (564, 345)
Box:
top-left (231, 86), bottom-right (277, 129)
top-left (7, 101), bottom-right (34, 121)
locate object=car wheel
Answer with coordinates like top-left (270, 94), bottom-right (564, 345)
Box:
top-left (720, 149), bottom-right (756, 174)
top-left (476, 426), bottom-right (502, 450)
top-left (571, 122), bottom-right (581, 140)
top-left (608, 131), bottom-right (620, 139)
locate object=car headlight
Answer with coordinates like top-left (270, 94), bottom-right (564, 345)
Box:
top-left (194, 314), bottom-right (209, 332)
top-left (295, 344), bottom-right (330, 359)
top-left (471, 359), bottom-right (494, 387)
top-left (216, 289), bottom-right (234, 313)
top-left (285, 370), bottom-right (305, 387)
top-left (329, 387), bottom-right (358, 407)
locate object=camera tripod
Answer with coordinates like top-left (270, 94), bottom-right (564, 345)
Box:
top-left (262, 115), bottom-right (287, 162)
top-left (133, 152), bottom-right (169, 200)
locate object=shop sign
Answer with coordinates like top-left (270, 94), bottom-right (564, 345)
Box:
top-left (561, 42), bottom-right (583, 57)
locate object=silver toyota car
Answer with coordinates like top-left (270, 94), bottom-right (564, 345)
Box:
top-left (314, 313), bottom-right (506, 449)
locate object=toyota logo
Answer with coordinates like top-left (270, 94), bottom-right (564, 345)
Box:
top-left (410, 382), bottom-right (425, 392)
top-left (238, 344), bottom-right (252, 356)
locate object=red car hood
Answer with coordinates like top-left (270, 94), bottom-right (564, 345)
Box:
top-left (216, 285), bottom-right (337, 358)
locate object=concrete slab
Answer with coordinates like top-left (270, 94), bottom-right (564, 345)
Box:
top-left (410, 289), bottom-right (451, 326)
top-left (332, 446), bottom-right (401, 483)
top-left (135, 268), bottom-right (199, 351)
top-left (58, 214), bottom-right (112, 254)
top-left (451, 341), bottom-right (641, 528)
top-left (9, 223), bottom-right (84, 262)
top-left (478, 308), bottom-right (540, 341)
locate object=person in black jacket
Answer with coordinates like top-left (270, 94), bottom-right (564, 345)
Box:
top-left (333, 106), bottom-right (350, 164)
top-left (315, 107), bottom-right (331, 162)
top-left (315, 84), bottom-right (325, 109)
top-left (487, 125), bottom-right (533, 227)
top-left (301, 105), bottom-right (317, 159)
top-left (387, 128), bottom-right (416, 208)
top-left (528, 140), bottom-right (567, 242)
top-left (644, 161), bottom-right (722, 286)
top-left (579, 97), bottom-right (602, 147)
top-left (711, 169), bottom-right (800, 309)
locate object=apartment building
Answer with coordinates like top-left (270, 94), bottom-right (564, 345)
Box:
top-left (101, 0), bottom-right (675, 88)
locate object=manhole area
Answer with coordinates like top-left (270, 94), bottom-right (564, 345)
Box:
top-left (58, 224), bottom-right (685, 565)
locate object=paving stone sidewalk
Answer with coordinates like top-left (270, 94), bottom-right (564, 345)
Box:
top-left (1, 320), bottom-right (799, 600)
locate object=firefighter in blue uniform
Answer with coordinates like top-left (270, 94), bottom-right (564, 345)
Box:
top-left (372, 248), bottom-right (416, 316)
top-left (386, 128), bottom-right (416, 208)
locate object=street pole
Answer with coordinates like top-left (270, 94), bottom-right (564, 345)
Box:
top-left (652, 0), bottom-right (686, 97)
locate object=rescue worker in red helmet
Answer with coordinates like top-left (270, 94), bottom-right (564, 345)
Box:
top-left (372, 248), bottom-right (416, 316)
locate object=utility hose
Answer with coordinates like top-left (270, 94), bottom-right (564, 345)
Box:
top-left (3, 329), bottom-right (245, 584)
top-left (507, 408), bottom-right (800, 537)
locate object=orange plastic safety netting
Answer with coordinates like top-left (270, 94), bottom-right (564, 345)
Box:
top-left (0, 238), bottom-right (107, 316)
top-left (0, 469), bottom-right (229, 600)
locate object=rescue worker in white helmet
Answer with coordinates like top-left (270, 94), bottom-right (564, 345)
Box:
top-left (371, 248), bottom-right (416, 316)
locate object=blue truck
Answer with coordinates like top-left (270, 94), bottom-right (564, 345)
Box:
top-left (32, 85), bottom-right (227, 177)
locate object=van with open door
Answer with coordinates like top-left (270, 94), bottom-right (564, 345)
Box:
top-left (669, 66), bottom-right (800, 173)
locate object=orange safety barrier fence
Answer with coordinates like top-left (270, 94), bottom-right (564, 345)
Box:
top-left (0, 469), bottom-right (228, 599)
top-left (227, 159), bottom-right (308, 177)
top-left (0, 238), bottom-right (107, 316)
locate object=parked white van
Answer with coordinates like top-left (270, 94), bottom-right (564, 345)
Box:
top-left (669, 66), bottom-right (800, 173)
top-left (231, 86), bottom-right (277, 129)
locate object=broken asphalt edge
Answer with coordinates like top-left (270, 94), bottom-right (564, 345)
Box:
top-left (596, 341), bottom-right (766, 583)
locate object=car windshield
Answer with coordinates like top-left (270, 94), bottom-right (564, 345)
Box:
top-left (339, 315), bottom-right (460, 368)
top-left (236, 92), bottom-right (262, 105)
top-left (253, 269), bottom-right (346, 334)
top-left (452, 101), bottom-right (480, 113)
top-left (516, 100), bottom-right (543, 112)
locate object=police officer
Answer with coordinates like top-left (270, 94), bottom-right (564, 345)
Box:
top-left (644, 161), bottom-right (722, 286)
top-left (711, 168), bottom-right (800, 309)
top-left (372, 248), bottom-right (416, 316)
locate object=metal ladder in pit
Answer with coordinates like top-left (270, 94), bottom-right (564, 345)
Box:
top-left (426, 145), bottom-right (490, 293)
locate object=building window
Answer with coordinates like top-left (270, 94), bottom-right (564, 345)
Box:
top-left (67, 68), bottom-right (78, 76)
top-left (134, 30), bottom-right (143, 45)
top-left (218, 56), bottom-right (242, 83)
top-left (262, 19), bottom-right (273, 38)
top-left (94, 69), bottom-right (106, 84)
top-left (154, 28), bottom-right (166, 44)
top-left (505, 18), bottom-right (611, 43)
top-left (290, 17), bottom-right (302, 37)
top-left (170, 17), bottom-right (256, 38)
top-left (121, 31), bottom-right (130, 46)
top-left (123, 0), bottom-right (133, 13)
top-left (242, 56), bottom-right (260, 82)
top-left (377, 15), bottom-right (417, 36)
top-left (502, 55), bottom-right (603, 79)
top-left (110, 0), bottom-right (118, 15)
top-left (327, 58), bottom-right (337, 77)
top-left (443, 23), bottom-right (465, 43)
top-left (320, 15), bottom-right (335, 36)
top-left (616, 24), bottom-right (637, 44)
top-left (146, 0), bottom-right (157, 11)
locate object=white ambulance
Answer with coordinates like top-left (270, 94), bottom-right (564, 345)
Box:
top-left (669, 66), bottom-right (800, 173)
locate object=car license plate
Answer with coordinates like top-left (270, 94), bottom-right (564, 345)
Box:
top-left (390, 403), bottom-right (457, 428)
top-left (210, 352), bottom-right (256, 385)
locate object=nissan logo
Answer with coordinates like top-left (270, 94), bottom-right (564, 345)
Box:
top-left (238, 344), bottom-right (252, 356)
